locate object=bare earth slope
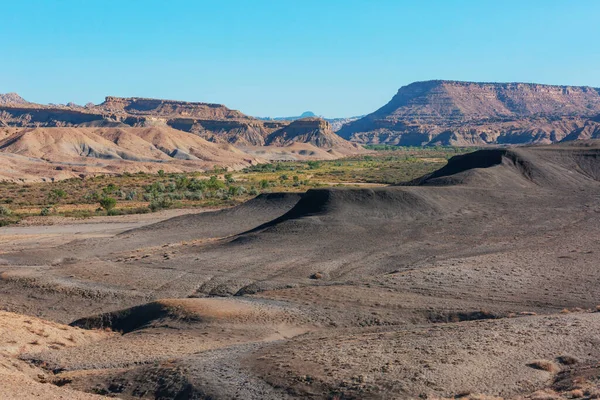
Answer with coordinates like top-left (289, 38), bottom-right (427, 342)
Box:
top-left (0, 95), bottom-right (361, 154)
top-left (338, 80), bottom-right (600, 145)
top-left (1, 141), bottom-right (600, 398)
top-left (0, 126), bottom-right (260, 181)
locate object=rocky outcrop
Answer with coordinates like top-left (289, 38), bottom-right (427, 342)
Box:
top-left (338, 80), bottom-right (600, 146)
top-left (0, 93), bottom-right (28, 106)
top-left (169, 119), bottom-right (284, 146)
top-left (98, 97), bottom-right (247, 119)
top-left (0, 96), bottom-right (359, 151)
top-left (265, 118), bottom-right (362, 151)
top-left (0, 106), bottom-right (105, 127)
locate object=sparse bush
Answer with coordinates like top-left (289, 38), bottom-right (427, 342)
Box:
top-left (167, 192), bottom-right (183, 200)
top-left (40, 207), bottom-right (52, 216)
top-left (149, 196), bottom-right (173, 212)
top-left (125, 190), bottom-right (137, 201)
top-left (224, 173), bottom-right (234, 183)
top-left (249, 187), bottom-right (259, 196)
top-left (158, 169), bottom-right (165, 177)
top-left (102, 184), bottom-right (118, 195)
top-left (307, 161), bottom-right (321, 169)
top-left (0, 205), bottom-right (12, 216)
top-left (175, 175), bottom-right (189, 190)
top-left (99, 197), bottom-right (117, 212)
top-left (48, 188), bottom-right (67, 203)
top-left (142, 193), bottom-right (153, 201)
top-left (84, 191), bottom-right (101, 203)
top-left (206, 176), bottom-right (225, 190)
top-left (228, 185), bottom-right (246, 196)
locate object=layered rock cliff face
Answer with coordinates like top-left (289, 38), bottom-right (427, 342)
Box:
top-left (338, 81), bottom-right (600, 145)
top-left (0, 96), bottom-right (280, 145)
top-left (98, 97), bottom-right (247, 119)
top-left (265, 118), bottom-right (359, 150)
top-left (0, 95), bottom-right (356, 150)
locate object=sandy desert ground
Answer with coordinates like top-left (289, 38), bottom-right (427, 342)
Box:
top-left (1, 140), bottom-right (600, 399)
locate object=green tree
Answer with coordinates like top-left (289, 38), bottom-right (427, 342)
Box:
top-left (99, 197), bottom-right (117, 212)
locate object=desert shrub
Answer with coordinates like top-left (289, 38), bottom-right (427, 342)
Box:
top-left (224, 173), bottom-right (234, 183)
top-left (99, 197), bottom-right (117, 212)
top-left (40, 207), bottom-right (52, 216)
top-left (149, 196), bottom-right (173, 212)
top-left (206, 176), bottom-right (225, 190)
top-left (175, 175), bottom-right (189, 190)
top-left (102, 184), bottom-right (118, 194)
top-left (307, 161), bottom-right (321, 169)
top-left (0, 205), bottom-right (12, 216)
top-left (280, 174), bottom-right (288, 181)
top-left (228, 185), bottom-right (246, 196)
top-left (125, 190), bottom-right (137, 201)
top-left (167, 192), bottom-right (183, 200)
top-left (157, 169), bottom-right (165, 177)
top-left (184, 191), bottom-right (203, 201)
top-left (145, 182), bottom-right (166, 193)
top-left (84, 191), bottom-right (101, 203)
top-left (259, 179), bottom-right (269, 189)
top-left (249, 187), bottom-right (259, 196)
top-left (187, 178), bottom-right (203, 191)
top-left (48, 188), bottom-right (67, 203)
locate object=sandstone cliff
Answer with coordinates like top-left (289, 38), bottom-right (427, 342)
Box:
top-left (0, 96), bottom-right (358, 151)
top-left (338, 80), bottom-right (600, 146)
top-left (265, 117), bottom-right (360, 151)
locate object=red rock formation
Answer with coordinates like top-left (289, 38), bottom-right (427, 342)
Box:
top-left (338, 80), bottom-right (600, 145)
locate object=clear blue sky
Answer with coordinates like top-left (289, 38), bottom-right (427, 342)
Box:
top-left (2, 0), bottom-right (600, 117)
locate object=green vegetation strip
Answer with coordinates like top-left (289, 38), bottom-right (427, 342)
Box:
top-left (0, 147), bottom-right (473, 224)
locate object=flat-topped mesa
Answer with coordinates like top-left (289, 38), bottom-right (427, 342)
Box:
top-left (375, 80), bottom-right (600, 122)
top-left (338, 80), bottom-right (600, 146)
top-left (98, 96), bottom-right (249, 120)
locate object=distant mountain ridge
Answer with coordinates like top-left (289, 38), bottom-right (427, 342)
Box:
top-left (338, 80), bottom-right (600, 146)
top-left (0, 93), bottom-right (28, 106)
